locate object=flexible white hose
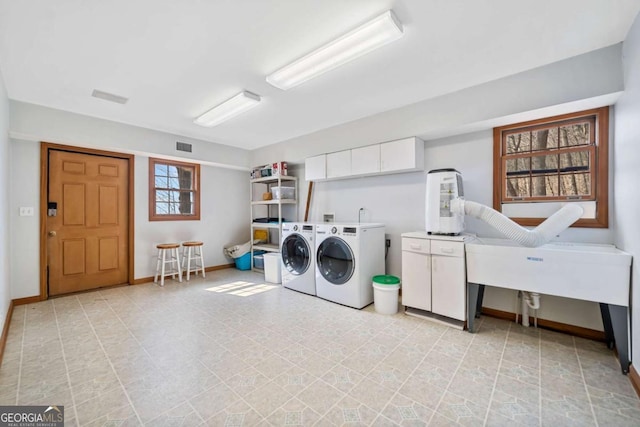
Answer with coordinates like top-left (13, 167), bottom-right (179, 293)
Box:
top-left (451, 199), bottom-right (583, 248)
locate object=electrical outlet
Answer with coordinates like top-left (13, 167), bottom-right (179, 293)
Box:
top-left (385, 239), bottom-right (391, 248)
top-left (19, 207), bottom-right (34, 216)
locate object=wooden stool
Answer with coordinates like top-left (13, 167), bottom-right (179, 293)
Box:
top-left (154, 243), bottom-right (182, 286)
top-left (182, 241), bottom-right (205, 281)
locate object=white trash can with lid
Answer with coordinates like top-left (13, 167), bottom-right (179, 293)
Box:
top-left (372, 275), bottom-right (401, 315)
top-left (263, 253), bottom-right (282, 284)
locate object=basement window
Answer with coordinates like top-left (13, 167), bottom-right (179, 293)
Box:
top-left (493, 107), bottom-right (608, 228)
top-left (149, 158), bottom-right (200, 221)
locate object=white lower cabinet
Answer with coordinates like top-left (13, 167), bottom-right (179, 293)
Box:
top-left (401, 232), bottom-right (468, 321)
top-left (431, 255), bottom-right (466, 320)
top-left (401, 250), bottom-right (431, 311)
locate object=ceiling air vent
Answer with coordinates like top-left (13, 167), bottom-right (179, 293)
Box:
top-left (91, 89), bottom-right (128, 104)
top-left (176, 141), bottom-right (192, 153)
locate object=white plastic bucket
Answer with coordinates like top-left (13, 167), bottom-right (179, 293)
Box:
top-left (263, 253), bottom-right (282, 284)
top-left (372, 275), bottom-right (401, 315)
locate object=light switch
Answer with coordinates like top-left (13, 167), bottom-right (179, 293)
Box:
top-left (19, 207), bottom-right (34, 216)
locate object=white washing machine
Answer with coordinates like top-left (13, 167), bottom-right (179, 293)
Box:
top-left (281, 223), bottom-right (316, 295)
top-left (315, 223), bottom-right (385, 309)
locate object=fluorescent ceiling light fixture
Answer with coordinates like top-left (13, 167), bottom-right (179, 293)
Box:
top-left (266, 10), bottom-right (404, 90)
top-left (194, 91), bottom-right (261, 127)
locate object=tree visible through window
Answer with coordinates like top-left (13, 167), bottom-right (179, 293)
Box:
top-left (494, 107), bottom-right (608, 228)
top-left (149, 158), bottom-right (200, 221)
top-left (503, 117), bottom-right (594, 200)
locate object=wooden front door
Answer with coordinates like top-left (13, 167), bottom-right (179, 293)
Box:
top-left (47, 149), bottom-right (129, 295)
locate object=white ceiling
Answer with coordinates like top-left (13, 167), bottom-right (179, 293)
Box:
top-left (1, 0), bottom-right (639, 150)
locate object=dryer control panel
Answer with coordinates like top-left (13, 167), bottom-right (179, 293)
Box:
top-left (342, 227), bottom-right (357, 236)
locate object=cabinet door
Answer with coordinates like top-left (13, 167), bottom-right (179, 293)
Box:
top-left (431, 255), bottom-right (466, 320)
top-left (380, 137), bottom-right (424, 172)
top-left (326, 150), bottom-right (351, 178)
top-left (305, 155), bottom-right (326, 181)
top-left (351, 145), bottom-right (380, 176)
top-left (401, 250), bottom-right (431, 311)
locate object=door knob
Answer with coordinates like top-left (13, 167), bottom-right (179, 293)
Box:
top-left (48, 231), bottom-right (57, 237)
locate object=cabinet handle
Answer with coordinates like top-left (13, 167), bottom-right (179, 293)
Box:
top-left (410, 244), bottom-right (422, 250)
top-left (440, 247), bottom-right (454, 254)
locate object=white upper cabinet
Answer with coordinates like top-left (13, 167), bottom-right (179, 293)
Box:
top-left (305, 154), bottom-right (326, 181)
top-left (380, 137), bottom-right (424, 173)
top-left (326, 150), bottom-right (351, 178)
top-left (351, 144), bottom-right (380, 176)
top-left (304, 136), bottom-right (424, 181)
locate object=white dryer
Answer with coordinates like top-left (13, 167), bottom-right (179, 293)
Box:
top-left (315, 223), bottom-right (385, 309)
top-left (281, 223), bottom-right (316, 295)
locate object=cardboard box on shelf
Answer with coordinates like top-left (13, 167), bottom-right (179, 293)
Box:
top-left (251, 164), bottom-right (272, 179)
top-left (272, 162), bottom-right (287, 176)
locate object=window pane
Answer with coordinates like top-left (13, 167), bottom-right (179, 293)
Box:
top-left (559, 151), bottom-right (589, 172)
top-left (531, 128), bottom-right (558, 151)
top-left (168, 166), bottom-right (179, 177)
top-left (155, 176), bottom-right (168, 188)
top-left (178, 191), bottom-right (194, 214)
top-left (169, 177), bottom-right (180, 189)
top-left (156, 190), bottom-right (169, 202)
top-left (531, 154), bottom-right (558, 174)
top-left (560, 173), bottom-right (591, 196)
top-left (506, 177), bottom-right (530, 197)
top-left (181, 203), bottom-right (194, 215)
top-left (178, 191), bottom-right (193, 203)
top-left (531, 174), bottom-right (558, 197)
top-left (155, 202), bottom-right (169, 214)
top-left (505, 132), bottom-right (531, 154)
top-left (560, 123), bottom-right (590, 147)
top-left (177, 167), bottom-right (193, 190)
top-left (155, 164), bottom-right (167, 176)
top-left (505, 158), bottom-right (530, 176)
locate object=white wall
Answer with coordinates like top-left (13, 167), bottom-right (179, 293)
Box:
top-left (9, 139), bottom-right (39, 298)
top-left (614, 13), bottom-right (640, 364)
top-left (10, 101), bottom-right (251, 170)
top-left (0, 69), bottom-right (10, 332)
top-left (308, 171), bottom-right (424, 276)
top-left (9, 106), bottom-right (251, 299)
top-left (134, 157), bottom-right (249, 279)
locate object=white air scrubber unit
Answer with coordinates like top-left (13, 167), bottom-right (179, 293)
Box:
top-left (425, 168), bottom-right (465, 235)
top-left (425, 168), bottom-right (583, 246)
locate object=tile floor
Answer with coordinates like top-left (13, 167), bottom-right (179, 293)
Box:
top-left (0, 269), bottom-right (639, 426)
